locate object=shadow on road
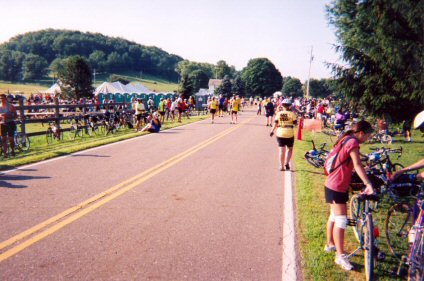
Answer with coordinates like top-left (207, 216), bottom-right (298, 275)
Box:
top-left (0, 174), bottom-right (51, 188)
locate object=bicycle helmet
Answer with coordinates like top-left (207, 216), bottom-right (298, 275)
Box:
top-left (282, 98), bottom-right (292, 105)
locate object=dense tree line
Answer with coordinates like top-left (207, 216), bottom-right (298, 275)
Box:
top-left (327, 0), bottom-right (424, 122)
top-left (0, 29), bottom-right (183, 81)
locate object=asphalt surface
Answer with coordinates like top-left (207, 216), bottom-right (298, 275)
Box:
top-left (0, 109), bottom-right (295, 281)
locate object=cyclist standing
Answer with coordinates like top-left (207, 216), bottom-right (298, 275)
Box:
top-left (324, 121), bottom-right (375, 271)
top-left (269, 99), bottom-right (297, 171)
top-left (0, 94), bottom-right (18, 157)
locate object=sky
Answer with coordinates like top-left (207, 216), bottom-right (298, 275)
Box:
top-left (0, 0), bottom-right (340, 82)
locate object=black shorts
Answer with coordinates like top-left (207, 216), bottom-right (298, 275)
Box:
top-left (218, 105), bottom-right (223, 110)
top-left (325, 187), bottom-right (349, 204)
top-left (177, 108), bottom-right (183, 114)
top-left (266, 112), bottom-right (274, 117)
top-left (210, 109), bottom-right (217, 114)
top-left (136, 114), bottom-right (143, 121)
top-left (0, 122), bottom-right (16, 137)
top-left (276, 137), bottom-right (294, 148)
top-left (159, 111), bottom-right (165, 116)
top-left (231, 111), bottom-right (238, 115)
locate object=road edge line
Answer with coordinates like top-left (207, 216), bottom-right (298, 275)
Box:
top-left (282, 170), bottom-right (298, 280)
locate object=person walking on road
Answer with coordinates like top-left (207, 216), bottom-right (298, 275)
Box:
top-left (209, 96), bottom-right (219, 124)
top-left (264, 98), bottom-right (275, 126)
top-left (0, 94), bottom-right (18, 157)
top-left (231, 95), bottom-right (240, 124)
top-left (269, 99), bottom-right (297, 171)
top-left (324, 121), bottom-right (375, 271)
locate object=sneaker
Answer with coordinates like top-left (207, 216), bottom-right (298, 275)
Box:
top-left (324, 244), bottom-right (336, 252)
top-left (285, 164), bottom-right (290, 171)
top-left (279, 166), bottom-right (284, 171)
top-left (335, 254), bottom-right (354, 271)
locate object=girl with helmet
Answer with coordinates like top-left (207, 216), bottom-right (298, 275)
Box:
top-left (269, 98), bottom-right (297, 171)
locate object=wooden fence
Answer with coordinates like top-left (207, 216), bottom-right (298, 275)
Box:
top-left (15, 98), bottom-right (130, 137)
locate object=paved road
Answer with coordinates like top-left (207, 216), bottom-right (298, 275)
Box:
top-left (0, 109), bottom-right (296, 281)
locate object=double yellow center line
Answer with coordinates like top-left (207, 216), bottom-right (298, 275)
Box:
top-left (0, 118), bottom-right (251, 262)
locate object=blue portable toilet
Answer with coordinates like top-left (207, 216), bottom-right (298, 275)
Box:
top-left (115, 93), bottom-right (123, 103)
top-left (138, 93), bottom-right (147, 101)
top-left (97, 93), bottom-right (105, 104)
top-left (107, 93), bottom-right (114, 102)
top-left (156, 93), bottom-right (164, 106)
top-left (123, 93), bottom-right (131, 103)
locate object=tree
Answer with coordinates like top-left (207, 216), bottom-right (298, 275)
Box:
top-left (232, 74), bottom-right (245, 97)
top-left (282, 76), bottom-right (303, 97)
top-left (217, 75), bottom-right (233, 97)
top-left (49, 58), bottom-right (66, 80)
top-left (22, 54), bottom-right (48, 80)
top-left (179, 73), bottom-right (193, 99)
top-left (58, 56), bottom-right (93, 99)
top-left (308, 78), bottom-right (333, 98)
top-left (327, 0), bottom-right (424, 122)
top-left (189, 69), bottom-right (209, 93)
top-left (0, 49), bottom-right (25, 80)
top-left (241, 58), bottom-right (283, 97)
top-left (88, 50), bottom-right (106, 72)
top-left (215, 60), bottom-right (234, 79)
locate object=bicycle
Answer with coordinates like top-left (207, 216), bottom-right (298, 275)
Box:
top-left (68, 116), bottom-right (84, 140)
top-left (405, 190), bottom-right (423, 280)
top-left (304, 140), bottom-right (329, 168)
top-left (368, 130), bottom-right (393, 145)
top-left (45, 121), bottom-right (63, 144)
top-left (384, 174), bottom-right (422, 260)
top-left (348, 193), bottom-right (381, 281)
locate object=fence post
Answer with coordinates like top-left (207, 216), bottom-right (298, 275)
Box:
top-left (54, 97), bottom-right (60, 128)
top-left (18, 98), bottom-right (26, 135)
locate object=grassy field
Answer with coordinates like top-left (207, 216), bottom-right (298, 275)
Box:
top-left (294, 129), bottom-right (424, 280)
top-left (0, 114), bottom-right (208, 171)
top-left (0, 73), bottom-right (179, 96)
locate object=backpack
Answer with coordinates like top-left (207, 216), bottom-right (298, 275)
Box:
top-left (324, 136), bottom-right (353, 176)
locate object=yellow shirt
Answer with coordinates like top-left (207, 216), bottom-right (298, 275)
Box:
top-left (232, 99), bottom-right (239, 111)
top-left (210, 100), bottom-right (218, 110)
top-left (275, 110), bottom-right (297, 138)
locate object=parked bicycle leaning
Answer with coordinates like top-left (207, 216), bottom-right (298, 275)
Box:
top-left (324, 120), bottom-right (375, 271)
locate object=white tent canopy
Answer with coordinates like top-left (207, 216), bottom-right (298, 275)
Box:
top-left (40, 83), bottom-right (61, 94)
top-left (94, 81), bottom-right (152, 95)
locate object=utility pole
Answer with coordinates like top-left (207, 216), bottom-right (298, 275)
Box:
top-left (306, 46), bottom-right (313, 100)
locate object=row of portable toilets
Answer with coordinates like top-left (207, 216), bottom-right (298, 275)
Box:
top-left (97, 93), bottom-right (178, 105)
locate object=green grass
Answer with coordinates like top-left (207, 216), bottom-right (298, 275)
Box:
top-left (1, 73), bottom-right (179, 96)
top-left (0, 81), bottom-right (51, 95)
top-left (0, 114), bottom-right (208, 171)
top-left (294, 129), bottom-right (424, 281)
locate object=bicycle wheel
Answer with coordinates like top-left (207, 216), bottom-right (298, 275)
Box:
top-left (15, 133), bottom-right (30, 151)
top-left (408, 232), bottom-right (423, 281)
top-left (363, 213), bottom-right (376, 281)
top-left (68, 126), bottom-right (76, 140)
top-left (349, 194), bottom-right (363, 242)
top-left (380, 134), bottom-right (392, 145)
top-left (46, 128), bottom-right (53, 145)
top-left (86, 125), bottom-right (93, 137)
top-left (76, 128), bottom-right (84, 138)
top-left (304, 153), bottom-right (322, 168)
top-left (385, 203), bottom-right (413, 260)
